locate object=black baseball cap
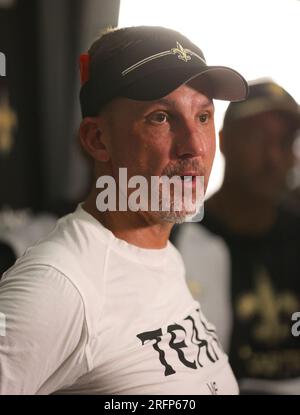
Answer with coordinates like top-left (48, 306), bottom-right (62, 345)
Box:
top-left (79, 26), bottom-right (248, 118)
top-left (223, 79), bottom-right (300, 128)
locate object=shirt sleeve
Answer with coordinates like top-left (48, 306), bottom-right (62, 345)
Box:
top-left (0, 264), bottom-right (88, 395)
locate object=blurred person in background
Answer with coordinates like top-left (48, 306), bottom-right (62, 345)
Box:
top-left (282, 133), bottom-right (300, 213)
top-left (173, 80), bottom-right (300, 394)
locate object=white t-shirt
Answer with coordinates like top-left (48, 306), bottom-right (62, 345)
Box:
top-left (0, 205), bottom-right (238, 395)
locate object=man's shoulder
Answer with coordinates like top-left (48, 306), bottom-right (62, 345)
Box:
top-left (2, 206), bottom-right (108, 335)
top-left (3, 206), bottom-right (109, 308)
top-left (15, 206), bottom-right (108, 274)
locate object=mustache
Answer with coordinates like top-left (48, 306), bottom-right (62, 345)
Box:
top-left (162, 159), bottom-right (204, 177)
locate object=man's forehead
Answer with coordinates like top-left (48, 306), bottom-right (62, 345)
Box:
top-left (135, 84), bottom-right (213, 109)
top-left (103, 83), bottom-right (214, 118)
top-left (155, 95), bottom-right (213, 108)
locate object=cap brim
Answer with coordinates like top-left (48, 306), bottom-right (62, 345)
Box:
top-left (120, 64), bottom-right (248, 103)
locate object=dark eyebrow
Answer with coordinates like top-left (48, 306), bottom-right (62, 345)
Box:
top-left (154, 98), bottom-right (177, 107)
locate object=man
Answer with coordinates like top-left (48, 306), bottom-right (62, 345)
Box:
top-left (173, 80), bottom-right (300, 394)
top-left (0, 26), bottom-right (247, 394)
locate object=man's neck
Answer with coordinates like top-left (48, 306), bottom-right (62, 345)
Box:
top-left (206, 183), bottom-right (278, 236)
top-left (83, 190), bottom-right (172, 249)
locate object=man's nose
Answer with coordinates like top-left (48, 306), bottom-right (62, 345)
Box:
top-left (174, 121), bottom-right (206, 159)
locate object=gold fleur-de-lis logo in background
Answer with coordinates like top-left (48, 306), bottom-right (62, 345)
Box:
top-left (236, 267), bottom-right (299, 345)
top-left (171, 42), bottom-right (192, 62)
top-left (267, 83), bottom-right (285, 97)
top-left (0, 93), bottom-right (17, 156)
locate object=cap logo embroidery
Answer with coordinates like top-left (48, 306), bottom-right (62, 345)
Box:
top-left (171, 42), bottom-right (192, 62)
top-left (122, 42), bottom-right (206, 77)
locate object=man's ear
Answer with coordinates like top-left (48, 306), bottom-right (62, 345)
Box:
top-left (79, 117), bottom-right (110, 162)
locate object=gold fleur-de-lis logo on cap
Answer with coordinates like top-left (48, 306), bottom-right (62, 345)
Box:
top-left (171, 42), bottom-right (192, 62)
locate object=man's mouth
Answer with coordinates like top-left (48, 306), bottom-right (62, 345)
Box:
top-left (180, 175), bottom-right (195, 182)
top-left (179, 173), bottom-right (199, 188)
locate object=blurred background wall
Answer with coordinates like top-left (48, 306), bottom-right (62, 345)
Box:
top-left (0, 0), bottom-right (120, 215)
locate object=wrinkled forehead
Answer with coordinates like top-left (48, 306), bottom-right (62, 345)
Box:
top-left (103, 81), bottom-right (214, 117)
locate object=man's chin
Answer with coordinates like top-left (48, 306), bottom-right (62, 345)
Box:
top-left (151, 209), bottom-right (197, 224)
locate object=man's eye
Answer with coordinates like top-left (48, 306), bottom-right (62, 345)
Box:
top-left (199, 113), bottom-right (209, 123)
top-left (148, 112), bottom-right (169, 124)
